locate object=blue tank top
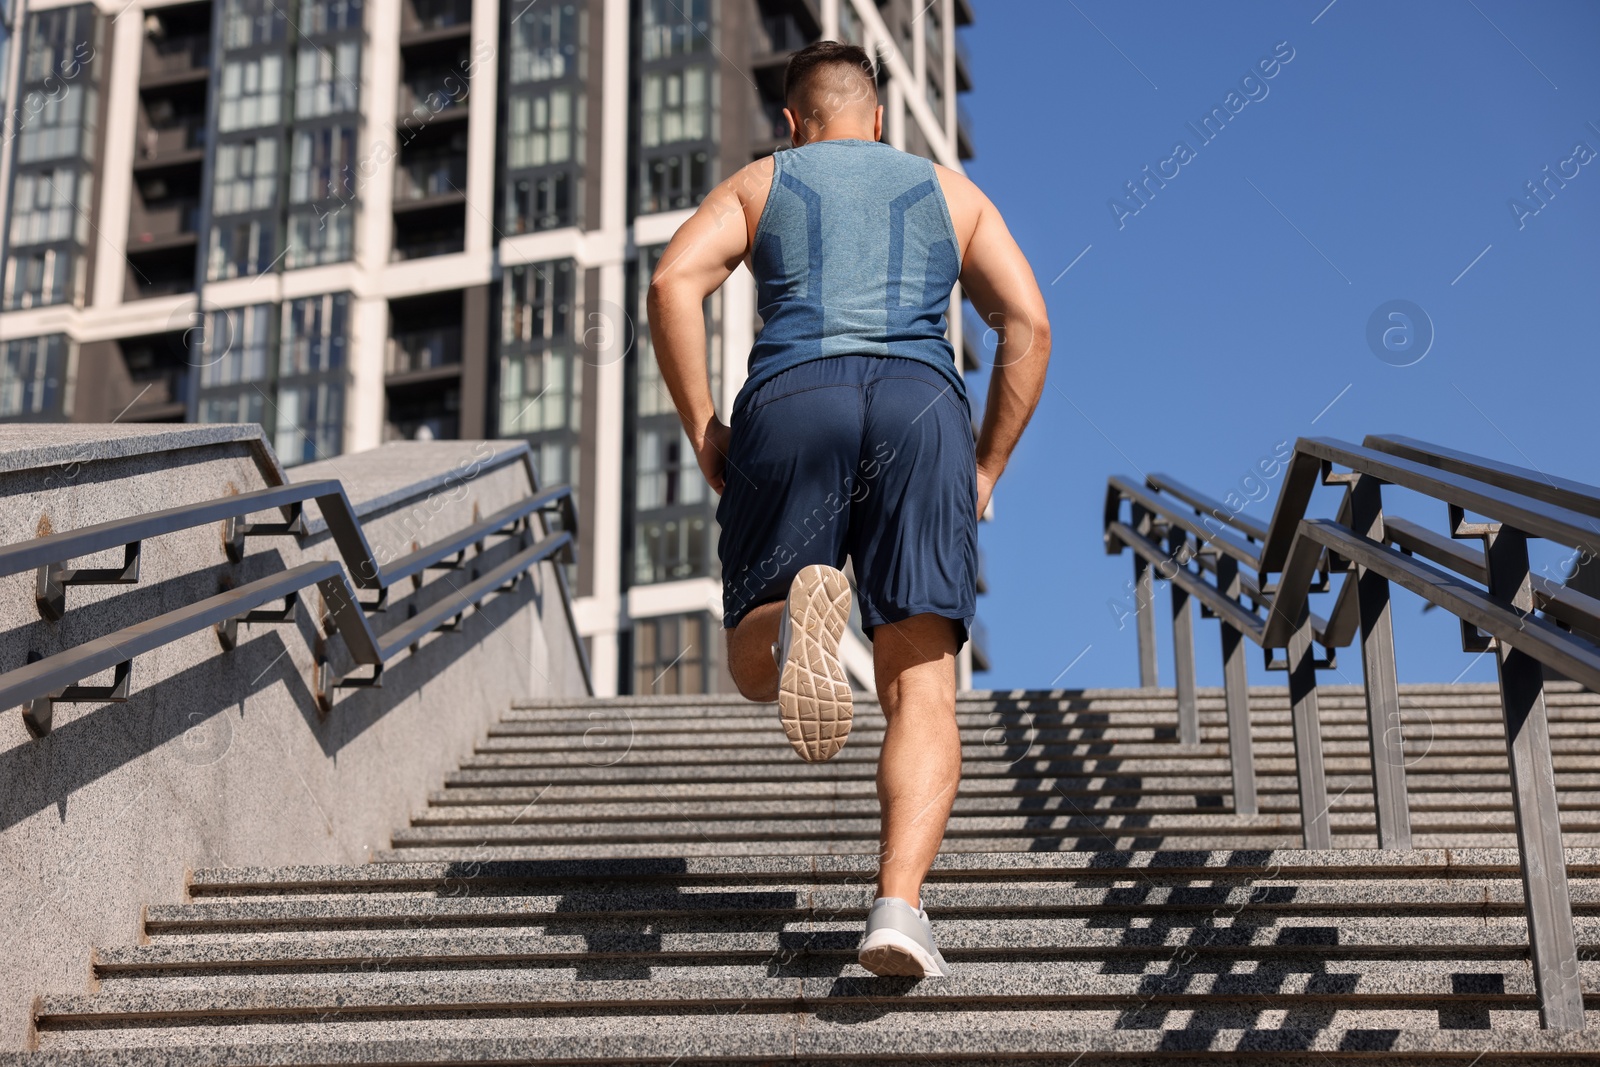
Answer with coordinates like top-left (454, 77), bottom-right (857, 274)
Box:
top-left (736, 138), bottom-right (965, 415)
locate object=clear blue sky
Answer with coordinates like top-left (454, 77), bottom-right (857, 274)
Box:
top-left (961, 0), bottom-right (1600, 691)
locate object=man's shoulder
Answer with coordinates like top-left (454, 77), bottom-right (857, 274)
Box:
top-left (727, 155), bottom-right (777, 207)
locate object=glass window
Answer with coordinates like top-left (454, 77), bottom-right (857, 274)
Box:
top-left (505, 170), bottom-right (575, 234)
top-left (286, 208), bottom-right (353, 268)
top-left (9, 167), bottom-right (79, 245)
top-left (508, 87), bottom-right (577, 168)
top-left (641, 0), bottom-right (712, 62)
top-left (640, 147), bottom-right (712, 213)
top-left (502, 260), bottom-right (574, 347)
top-left (3, 247), bottom-right (73, 309)
top-left (0, 335), bottom-right (70, 419)
top-left (300, 0), bottom-right (363, 35)
top-left (218, 55), bottom-right (284, 132)
top-left (198, 304), bottom-right (272, 388)
top-left (280, 293), bottom-right (347, 377)
top-left (274, 379), bottom-right (342, 463)
top-left (17, 86), bottom-right (86, 162)
top-left (290, 125), bottom-right (355, 203)
top-left (23, 7), bottom-right (92, 84)
top-left (641, 65), bottom-right (712, 147)
top-left (499, 260), bottom-right (580, 490)
top-left (509, 1), bottom-right (583, 83)
top-left (500, 345), bottom-right (579, 436)
top-left (631, 613), bottom-right (712, 694)
top-left (630, 245), bottom-right (721, 585)
top-left (926, 75), bottom-right (943, 125)
top-left (222, 0), bottom-right (289, 49)
top-left (207, 217), bottom-right (275, 280)
top-left (213, 136), bottom-right (279, 214)
top-left (198, 387), bottom-right (266, 425)
top-left (294, 40), bottom-right (359, 119)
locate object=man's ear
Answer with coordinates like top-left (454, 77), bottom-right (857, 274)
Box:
top-left (874, 105), bottom-right (884, 143)
top-left (783, 106), bottom-right (801, 147)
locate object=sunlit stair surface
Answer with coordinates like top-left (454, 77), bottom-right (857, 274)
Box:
top-left (13, 682), bottom-right (1600, 1064)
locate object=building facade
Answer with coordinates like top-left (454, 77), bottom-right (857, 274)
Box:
top-left (0, 0), bottom-right (984, 695)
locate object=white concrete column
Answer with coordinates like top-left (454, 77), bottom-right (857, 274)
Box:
top-left (721, 263), bottom-right (754, 416)
top-left (357, 0), bottom-right (400, 271)
top-left (90, 6), bottom-right (143, 310)
top-left (464, 0), bottom-right (500, 255)
top-left (347, 296), bottom-right (389, 451)
top-left (580, 0), bottom-right (636, 697)
top-left (821, 0), bottom-right (839, 40)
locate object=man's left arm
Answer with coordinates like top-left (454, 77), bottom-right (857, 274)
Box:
top-left (645, 168), bottom-right (757, 494)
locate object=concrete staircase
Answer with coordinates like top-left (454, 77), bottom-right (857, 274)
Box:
top-left (15, 682), bottom-right (1600, 1062)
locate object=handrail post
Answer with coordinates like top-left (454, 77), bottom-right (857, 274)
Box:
top-left (1284, 607), bottom-right (1332, 849)
top-left (1131, 504), bottom-right (1158, 687)
top-left (1215, 554), bottom-right (1257, 815)
top-left (1165, 527), bottom-right (1200, 746)
top-left (1345, 474), bottom-right (1412, 850)
top-left (1477, 521), bottom-right (1584, 1029)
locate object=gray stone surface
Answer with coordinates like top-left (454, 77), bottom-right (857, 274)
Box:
top-left (0, 433), bottom-right (587, 1051)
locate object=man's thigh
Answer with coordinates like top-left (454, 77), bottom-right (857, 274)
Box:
top-left (717, 360), bottom-right (868, 630)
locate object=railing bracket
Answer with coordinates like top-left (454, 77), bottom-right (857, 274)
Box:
top-left (224, 505), bottom-right (306, 563)
top-left (35, 542), bottom-right (142, 620)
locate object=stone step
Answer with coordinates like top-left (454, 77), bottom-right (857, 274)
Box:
top-left (439, 766), bottom-right (1600, 792)
top-left (32, 973), bottom-right (1600, 1037)
top-left (419, 782), bottom-right (1600, 808)
top-left (136, 879), bottom-right (1600, 933)
top-left (451, 745), bottom-right (1600, 772)
top-left (506, 681), bottom-right (1592, 711)
top-left (388, 809), bottom-right (1600, 845)
top-left (16, 1025), bottom-right (1600, 1064)
top-left (186, 848), bottom-right (1595, 893)
top-left (476, 722), bottom-right (1600, 749)
top-left (406, 793), bottom-right (1600, 825)
top-left (84, 957), bottom-right (1564, 1000)
top-left (372, 832), bottom-right (1600, 861)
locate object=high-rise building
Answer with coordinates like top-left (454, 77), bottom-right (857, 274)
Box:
top-left (0, 0), bottom-right (985, 694)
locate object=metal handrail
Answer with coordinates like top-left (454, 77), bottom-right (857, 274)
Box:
top-left (1103, 434), bottom-right (1600, 1030)
top-left (2, 444), bottom-right (592, 735)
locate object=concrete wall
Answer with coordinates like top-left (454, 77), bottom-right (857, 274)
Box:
top-left (0, 425), bottom-right (588, 1051)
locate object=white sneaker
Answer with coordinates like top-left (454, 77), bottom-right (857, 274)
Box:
top-left (770, 563), bottom-right (854, 763)
top-left (857, 896), bottom-right (951, 977)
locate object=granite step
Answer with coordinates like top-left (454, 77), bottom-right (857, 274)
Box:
top-left (133, 881), bottom-right (1600, 934)
top-left (31, 974), bottom-right (1600, 1043)
top-left (403, 794), bottom-right (1600, 827)
top-left (15, 1026), bottom-right (1600, 1065)
top-left (371, 833), bottom-right (1600, 861)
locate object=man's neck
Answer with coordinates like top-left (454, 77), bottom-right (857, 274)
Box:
top-left (797, 131), bottom-right (878, 146)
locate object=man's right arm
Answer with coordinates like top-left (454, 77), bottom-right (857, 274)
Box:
top-left (956, 185), bottom-right (1051, 518)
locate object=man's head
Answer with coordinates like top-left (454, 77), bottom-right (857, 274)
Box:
top-left (782, 40), bottom-right (883, 146)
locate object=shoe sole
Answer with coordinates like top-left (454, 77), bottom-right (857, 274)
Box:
top-left (858, 930), bottom-right (946, 978)
top-left (777, 564), bottom-right (854, 763)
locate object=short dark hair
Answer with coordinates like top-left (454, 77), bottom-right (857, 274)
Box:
top-left (783, 40), bottom-right (878, 109)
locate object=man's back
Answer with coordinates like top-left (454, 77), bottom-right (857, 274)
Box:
top-left (738, 139), bottom-right (965, 410)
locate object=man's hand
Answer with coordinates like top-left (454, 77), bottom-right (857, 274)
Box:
top-left (976, 464), bottom-right (998, 520)
top-left (693, 417), bottom-right (733, 495)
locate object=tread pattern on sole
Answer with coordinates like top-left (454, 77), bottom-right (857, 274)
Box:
top-left (778, 564), bottom-right (855, 763)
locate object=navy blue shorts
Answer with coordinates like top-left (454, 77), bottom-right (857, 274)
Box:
top-left (717, 354), bottom-right (978, 650)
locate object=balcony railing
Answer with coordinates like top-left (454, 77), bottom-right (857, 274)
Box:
top-left (387, 325), bottom-right (462, 376)
top-left (398, 79), bottom-right (470, 124)
top-left (128, 199), bottom-right (201, 245)
top-left (395, 155), bottom-right (467, 202)
top-left (136, 121), bottom-right (207, 162)
top-left (402, 0), bottom-right (472, 34)
top-left (141, 33), bottom-right (209, 80)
